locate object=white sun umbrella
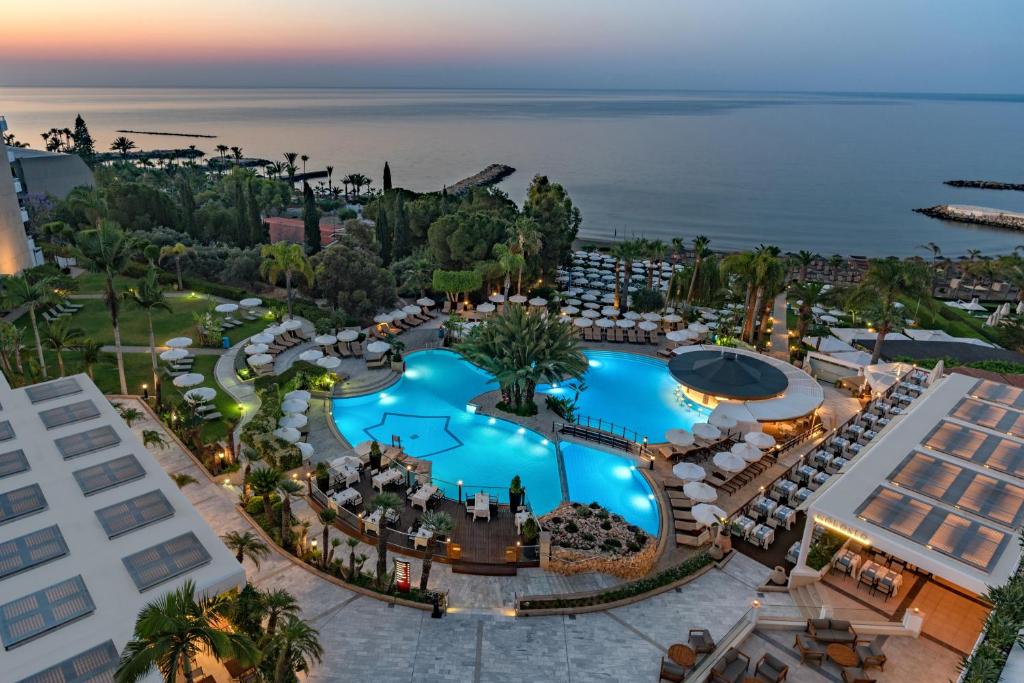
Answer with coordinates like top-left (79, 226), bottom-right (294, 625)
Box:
top-left (595, 317), bottom-right (616, 328)
top-left (828, 308), bottom-right (844, 317)
top-left (337, 329), bottom-right (359, 342)
top-left (616, 318), bottom-right (635, 328)
top-left (581, 309), bottom-right (601, 319)
top-left (566, 298), bottom-right (582, 306)
top-left (296, 441), bottom-right (315, 459)
top-left (366, 341), bottom-right (391, 355)
top-left (732, 441), bottom-right (763, 463)
top-left (281, 398), bottom-right (309, 414)
top-left (373, 312), bottom-right (394, 324)
top-left (316, 356), bottom-right (341, 370)
top-left (250, 332), bottom-right (275, 345)
top-left (298, 349), bottom-right (324, 363)
top-left (665, 428), bottom-right (695, 447)
top-left (508, 294), bottom-right (528, 304)
top-left (214, 303), bottom-right (238, 314)
top-left (247, 353), bottom-right (273, 367)
top-left (692, 422), bottom-right (721, 441)
top-left (713, 451), bottom-right (746, 472)
top-left (528, 297), bottom-right (547, 307)
top-left (160, 348), bottom-right (189, 362)
top-left (601, 306), bottom-right (620, 317)
top-left (583, 302), bottom-right (600, 310)
top-left (239, 297), bottom-right (262, 308)
top-left (273, 427), bottom-right (301, 444)
top-left (172, 373), bottom-right (204, 388)
top-left (639, 312), bottom-right (659, 322)
top-left (1017, 301), bottom-right (1024, 315)
top-left (278, 414), bottom-right (308, 430)
top-left (709, 412), bottom-right (738, 431)
top-left (580, 293), bottom-right (597, 302)
top-left (387, 309), bottom-right (407, 322)
top-left (819, 314), bottom-right (839, 324)
top-left (745, 431), bottom-right (777, 449)
top-left (600, 293), bottom-right (616, 303)
top-left (706, 322), bottom-right (720, 330)
top-left (688, 323), bottom-right (709, 335)
top-left (638, 321), bottom-right (659, 332)
top-left (281, 319), bottom-right (303, 331)
top-left (662, 313), bottom-right (683, 324)
top-left (573, 318), bottom-right (593, 328)
top-left (243, 343), bottom-right (268, 356)
top-left (164, 337), bottom-right (192, 349)
top-left (683, 481), bottom-right (718, 503)
top-left (184, 387), bottom-right (216, 403)
top-left (402, 304), bottom-right (423, 316)
top-left (488, 293), bottom-right (505, 303)
top-left (476, 302), bottom-right (496, 314)
top-left (672, 462), bottom-right (705, 481)
top-left (692, 503), bottom-right (728, 528)
top-left (284, 389), bottom-right (311, 402)
top-left (622, 311), bottom-right (641, 321)
top-left (811, 305), bottom-right (826, 315)
top-left (416, 297), bottom-right (435, 307)
top-left (314, 334), bottom-right (337, 346)
top-left (561, 305), bottom-right (580, 316)
top-left (1000, 302), bottom-right (1012, 316)
top-left (264, 325), bottom-right (284, 336)
top-left (665, 330), bottom-right (690, 343)
top-left (558, 315), bottom-right (572, 324)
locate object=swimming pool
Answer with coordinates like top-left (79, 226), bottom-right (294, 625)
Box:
top-left (330, 349), bottom-right (680, 529)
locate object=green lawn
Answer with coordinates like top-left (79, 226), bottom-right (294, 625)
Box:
top-left (71, 272), bottom-right (139, 294)
top-left (898, 295), bottom-right (1000, 344)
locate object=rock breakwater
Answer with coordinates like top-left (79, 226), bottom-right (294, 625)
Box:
top-left (915, 204), bottom-right (1024, 231)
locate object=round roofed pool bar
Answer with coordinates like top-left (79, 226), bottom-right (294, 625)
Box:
top-left (668, 349), bottom-right (789, 401)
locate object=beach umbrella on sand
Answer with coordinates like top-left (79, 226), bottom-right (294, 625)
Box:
top-left (616, 318), bottom-right (635, 328)
top-left (672, 462), bottom-right (705, 481)
top-left (165, 337), bottom-right (192, 349)
top-left (240, 297), bottom-right (262, 308)
top-left (285, 390), bottom-right (311, 402)
top-left (247, 354), bottom-right (273, 367)
top-left (250, 332), bottom-right (275, 345)
top-left (692, 422), bottom-right (721, 441)
top-left (184, 387), bottom-right (216, 403)
top-left (488, 293), bottom-right (505, 303)
top-left (281, 398), bottom-right (309, 414)
top-left (416, 297), bottom-right (436, 307)
top-left (573, 318), bottom-right (593, 328)
top-left (683, 481), bottom-right (718, 503)
top-left (366, 341), bottom-right (391, 354)
top-left (509, 294), bottom-right (528, 304)
top-left (665, 428), bottom-right (695, 447)
top-left (278, 414), bottom-right (307, 430)
top-left (215, 303), bottom-right (238, 314)
top-left (638, 321), bottom-right (658, 331)
top-left (316, 356), bottom-right (341, 370)
top-left (172, 373), bottom-right (204, 388)
top-left (745, 432), bottom-right (776, 449)
top-left (713, 451), bottom-right (746, 472)
top-left (243, 344), bottom-right (267, 356)
top-left (476, 302), bottom-right (496, 314)
top-left (692, 503), bottom-right (728, 528)
top-left (160, 348), bottom-right (189, 362)
top-left (299, 349), bottom-right (324, 363)
top-left (337, 330), bottom-right (359, 342)
top-left (273, 427), bottom-right (301, 444)
top-left (595, 317), bottom-right (615, 328)
top-left (529, 297), bottom-right (548, 307)
top-left (296, 441), bottom-right (315, 459)
top-left (731, 442), bottom-right (763, 463)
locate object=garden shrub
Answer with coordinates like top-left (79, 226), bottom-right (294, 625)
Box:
top-left (564, 521), bottom-right (579, 533)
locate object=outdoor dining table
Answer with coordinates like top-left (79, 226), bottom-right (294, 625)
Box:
top-left (827, 456), bottom-right (850, 474)
top-left (365, 506), bottom-right (400, 534)
top-left (331, 487), bottom-right (362, 508)
top-left (876, 568), bottom-right (905, 597)
top-left (831, 437), bottom-right (851, 450)
top-left (750, 496), bottom-right (778, 520)
top-left (732, 515), bottom-right (756, 538)
top-left (811, 471), bottom-right (831, 489)
top-left (751, 523), bottom-right (775, 549)
top-left (473, 493), bottom-right (491, 521)
top-left (861, 412), bottom-right (878, 424)
top-left (858, 559), bottom-right (884, 583)
top-left (833, 549), bottom-right (861, 576)
top-left (772, 479), bottom-right (798, 501)
top-left (900, 381), bottom-right (922, 394)
top-left (785, 541), bottom-right (801, 564)
top-left (796, 464), bottom-right (817, 483)
top-left (810, 450), bottom-right (833, 468)
top-left (414, 526), bottom-right (433, 549)
top-left (793, 487), bottom-right (813, 505)
top-left (846, 442), bottom-right (863, 456)
top-left (773, 505), bottom-right (796, 530)
top-left (411, 484), bottom-right (439, 511)
top-left (877, 417), bottom-right (891, 427)
top-left (372, 468), bottom-right (403, 491)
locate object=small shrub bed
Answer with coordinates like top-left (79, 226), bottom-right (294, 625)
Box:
top-left (806, 530), bottom-right (845, 570)
top-left (541, 502), bottom-right (650, 556)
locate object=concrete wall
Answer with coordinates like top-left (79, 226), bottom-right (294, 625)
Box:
top-left (0, 142), bottom-right (34, 274)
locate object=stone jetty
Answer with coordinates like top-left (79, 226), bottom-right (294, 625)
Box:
top-left (944, 180), bottom-right (1024, 192)
top-left (446, 163), bottom-right (515, 195)
top-left (914, 204), bottom-right (1024, 231)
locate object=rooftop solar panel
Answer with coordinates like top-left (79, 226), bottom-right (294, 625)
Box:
top-left (0, 526), bottom-right (68, 580)
top-left (0, 450), bottom-right (29, 479)
top-left (122, 532), bottom-right (211, 592)
top-left (24, 378), bottom-right (84, 404)
top-left (0, 421), bottom-right (14, 442)
top-left (15, 640), bottom-right (119, 683)
top-left (0, 484), bottom-right (47, 525)
top-left (923, 421), bottom-right (1024, 479)
top-left (0, 576), bottom-right (95, 650)
top-left (95, 490), bottom-right (174, 539)
top-left (72, 455), bottom-right (145, 496)
top-left (38, 400), bottom-right (101, 430)
top-left (54, 426), bottom-right (121, 460)
top-left (950, 398), bottom-right (1024, 438)
top-left (970, 379), bottom-right (1024, 409)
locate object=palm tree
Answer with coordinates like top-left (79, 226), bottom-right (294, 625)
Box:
top-left (686, 235), bottom-right (711, 309)
top-left (259, 242), bottom-right (313, 320)
top-left (42, 317), bottom-right (85, 377)
top-left (283, 152), bottom-right (298, 186)
top-left (124, 268), bottom-right (172, 406)
top-left (249, 467), bottom-right (284, 525)
top-left (170, 473), bottom-right (197, 488)
top-left (159, 243), bottom-right (193, 291)
top-left (216, 144), bottom-right (229, 158)
top-left (1, 274), bottom-right (59, 379)
top-left (117, 405), bottom-right (143, 426)
top-left (418, 510), bottom-right (454, 591)
top-left (794, 250), bottom-right (816, 283)
top-left (317, 508), bottom-right (337, 569)
top-left (0, 321), bottom-right (20, 380)
top-left (370, 492), bottom-right (403, 588)
top-left (110, 136), bottom-right (137, 159)
top-left (75, 221), bottom-right (138, 394)
top-left (918, 242), bottom-right (943, 295)
top-left (221, 530), bottom-right (269, 568)
top-left (142, 429), bottom-right (169, 450)
top-left (790, 281), bottom-right (826, 344)
top-left (115, 580), bottom-right (259, 683)
top-left (510, 216), bottom-right (542, 295)
top-left (458, 305), bottom-right (587, 412)
top-left (277, 480), bottom-right (302, 550)
top-left (76, 337), bottom-right (101, 379)
top-left (325, 165), bottom-right (334, 193)
top-left (344, 173), bottom-right (370, 198)
top-left (344, 537), bottom-right (360, 579)
top-left (300, 154), bottom-right (309, 175)
top-left (269, 615), bottom-right (323, 683)
top-left (260, 588), bottom-right (300, 640)
top-left (493, 242), bottom-right (524, 302)
top-left (230, 146), bottom-right (243, 160)
top-left (853, 258), bottom-right (931, 364)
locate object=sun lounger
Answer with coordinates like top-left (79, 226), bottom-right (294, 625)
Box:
top-left (202, 411), bottom-right (223, 421)
top-left (366, 357), bottom-right (388, 369)
top-left (349, 341), bottom-right (364, 357)
top-left (627, 329), bottom-right (638, 343)
top-left (648, 330), bottom-right (659, 345)
top-left (615, 328), bottom-right (627, 343)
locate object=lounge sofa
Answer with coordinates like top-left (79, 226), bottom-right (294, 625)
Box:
top-left (806, 618), bottom-right (857, 644)
top-left (754, 653), bottom-right (789, 682)
top-left (710, 648), bottom-right (750, 683)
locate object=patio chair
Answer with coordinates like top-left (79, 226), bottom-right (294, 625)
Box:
top-left (687, 628), bottom-right (715, 654)
top-left (709, 648), bottom-right (749, 683)
top-left (754, 653), bottom-right (788, 682)
top-left (855, 636), bottom-right (887, 671)
top-left (793, 633), bottom-right (825, 665)
top-left (840, 668), bottom-right (877, 683)
top-left (658, 657), bottom-right (686, 683)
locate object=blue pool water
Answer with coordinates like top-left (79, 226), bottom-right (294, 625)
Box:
top-left (539, 350), bottom-right (710, 443)
top-left (331, 349), bottom-right (678, 529)
top-left (560, 442), bottom-right (660, 535)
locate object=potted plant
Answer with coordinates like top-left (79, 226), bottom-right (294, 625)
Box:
top-left (521, 517), bottom-right (539, 544)
top-left (315, 461), bottom-right (330, 492)
top-left (389, 342), bottom-right (406, 372)
top-left (714, 521), bottom-right (734, 554)
top-left (368, 441), bottom-right (382, 471)
top-left (509, 474), bottom-right (525, 511)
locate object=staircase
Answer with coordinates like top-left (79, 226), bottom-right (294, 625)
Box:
top-left (334, 370), bottom-right (399, 397)
top-left (789, 581), bottom-right (825, 620)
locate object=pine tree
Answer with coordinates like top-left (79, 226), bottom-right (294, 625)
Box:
top-left (383, 161), bottom-right (392, 191)
top-left (71, 114), bottom-right (95, 165)
top-left (391, 192), bottom-right (410, 260)
top-left (375, 201), bottom-right (392, 265)
top-left (248, 178), bottom-right (266, 245)
top-left (302, 182), bottom-right (321, 255)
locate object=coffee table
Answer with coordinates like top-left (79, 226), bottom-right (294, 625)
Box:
top-left (668, 643), bottom-right (696, 668)
top-left (826, 643), bottom-right (860, 667)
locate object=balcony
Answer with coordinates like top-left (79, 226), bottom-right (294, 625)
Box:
top-left (0, 116), bottom-right (7, 132)
top-left (13, 178), bottom-right (22, 194)
top-left (20, 208), bottom-right (29, 224)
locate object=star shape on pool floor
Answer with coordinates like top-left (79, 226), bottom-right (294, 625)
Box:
top-left (363, 412), bottom-right (463, 456)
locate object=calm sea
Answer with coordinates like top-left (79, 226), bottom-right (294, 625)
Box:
top-left (4, 87), bottom-right (1024, 256)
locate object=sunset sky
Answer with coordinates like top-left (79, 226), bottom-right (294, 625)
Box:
top-left (3, 0), bottom-right (1022, 91)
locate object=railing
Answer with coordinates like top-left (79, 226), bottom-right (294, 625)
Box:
top-left (554, 414), bottom-right (647, 455)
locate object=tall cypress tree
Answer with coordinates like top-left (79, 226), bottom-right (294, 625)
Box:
top-left (232, 175), bottom-right (248, 246)
top-left (71, 114), bottom-right (95, 165)
top-left (383, 161), bottom-right (392, 191)
top-left (375, 201), bottom-right (392, 265)
top-left (176, 174), bottom-right (197, 238)
top-left (391, 193), bottom-right (410, 260)
top-left (248, 178), bottom-right (266, 245)
top-left (302, 182), bottom-right (321, 255)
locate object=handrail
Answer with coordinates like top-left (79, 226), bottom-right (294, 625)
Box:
top-left (568, 414), bottom-right (648, 444)
top-left (554, 416), bottom-right (648, 457)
